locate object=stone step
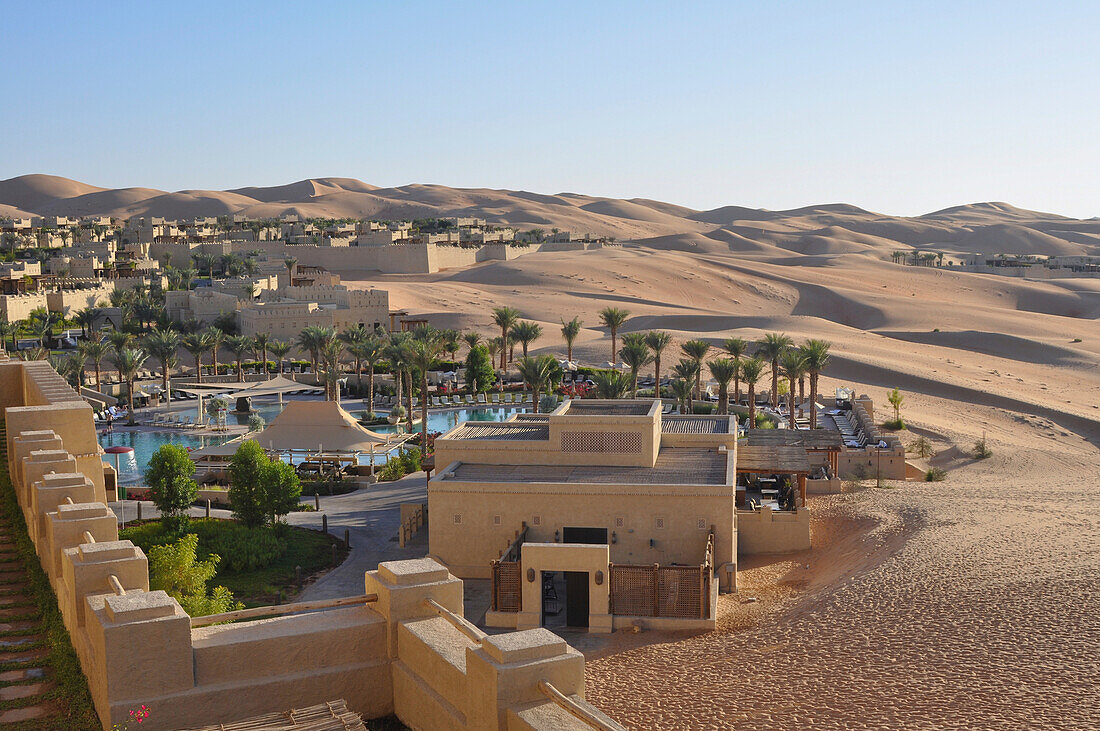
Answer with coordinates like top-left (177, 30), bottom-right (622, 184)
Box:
top-left (0, 680), bottom-right (54, 701)
top-left (0, 704), bottom-right (56, 723)
top-left (0, 667), bottom-right (46, 683)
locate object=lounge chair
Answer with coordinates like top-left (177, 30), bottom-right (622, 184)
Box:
top-left (464, 394), bottom-right (475, 405)
top-left (490, 393), bottom-right (500, 404)
top-left (432, 396), bottom-right (442, 407)
top-left (476, 393), bottom-right (487, 404)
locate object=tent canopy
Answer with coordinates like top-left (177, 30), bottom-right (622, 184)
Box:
top-left (175, 376), bottom-right (323, 399)
top-left (189, 400), bottom-right (412, 460)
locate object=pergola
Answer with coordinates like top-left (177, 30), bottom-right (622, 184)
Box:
top-left (736, 443), bottom-right (812, 506)
top-left (741, 429), bottom-right (844, 477)
top-left (174, 376), bottom-right (324, 424)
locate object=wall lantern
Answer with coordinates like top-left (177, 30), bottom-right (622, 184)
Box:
top-left (594, 570), bottom-right (604, 586)
top-left (527, 568), bottom-right (536, 583)
top-left (610, 531), bottom-right (617, 545)
top-left (649, 538), bottom-right (655, 548)
top-left (554, 529), bottom-right (560, 543)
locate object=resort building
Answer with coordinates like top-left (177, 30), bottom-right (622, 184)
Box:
top-left (165, 288), bottom-right (240, 325)
top-left (238, 284), bottom-right (389, 338)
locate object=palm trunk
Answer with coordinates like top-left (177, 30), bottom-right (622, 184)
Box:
top-left (809, 373), bottom-right (819, 429)
top-left (95, 363), bottom-right (102, 388)
top-left (788, 382), bottom-right (796, 429)
top-left (533, 386), bottom-right (541, 414)
top-left (393, 368), bottom-right (402, 413)
top-left (653, 355), bottom-right (661, 400)
top-left (610, 329), bottom-right (617, 363)
top-left (718, 384), bottom-right (728, 415)
top-left (162, 362), bottom-right (170, 405)
top-left (405, 370), bottom-right (414, 432)
top-left (770, 363), bottom-right (779, 408)
top-left (127, 382), bottom-right (136, 425)
top-left (262, 347), bottom-right (269, 379)
top-left (798, 375), bottom-right (805, 406)
top-left (367, 364), bottom-right (376, 413)
top-left (567, 342), bottom-right (573, 363)
top-left (194, 355), bottom-right (203, 383)
top-left (237, 358), bottom-right (243, 382)
top-left (733, 366), bottom-right (741, 404)
top-left (500, 326), bottom-right (507, 369)
top-left (420, 371), bottom-right (429, 450)
top-left (748, 385), bottom-right (756, 430)
top-left (632, 372), bottom-right (638, 399)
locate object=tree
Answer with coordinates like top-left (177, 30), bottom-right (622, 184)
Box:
top-left (671, 359), bottom-right (699, 413)
top-left (145, 444), bottom-right (198, 532)
top-left (147, 534), bottom-right (241, 617)
top-left (739, 358), bottom-right (766, 430)
top-left (268, 339), bottom-right (292, 376)
top-left (593, 369), bottom-right (631, 399)
top-left (779, 350), bottom-right (807, 429)
top-left (318, 338), bottom-right (345, 402)
top-left (440, 329), bottom-right (461, 363)
top-left (723, 337), bottom-right (748, 404)
top-left (228, 440), bottom-right (270, 528)
top-left (204, 327), bottom-right (225, 376)
top-left (643, 331), bottom-right (673, 399)
top-left (618, 338), bottom-right (653, 398)
top-left (509, 321), bottom-right (543, 359)
top-left (757, 332), bottom-right (793, 409)
top-left (143, 329), bottom-right (181, 404)
top-left (296, 325), bottom-right (331, 373)
top-left (385, 333), bottom-right (412, 431)
top-left (515, 355), bottom-right (557, 413)
top-left (670, 378), bottom-right (694, 414)
top-left (465, 344), bottom-right (495, 394)
top-left (112, 347), bottom-right (148, 424)
top-left (597, 307), bottom-right (629, 363)
top-left (81, 340), bottom-right (110, 388)
top-left (560, 317), bottom-right (582, 363)
top-left (491, 306), bottom-right (520, 369)
top-left (0, 319), bottom-right (17, 352)
top-left (886, 387), bottom-right (905, 427)
top-left (181, 331), bottom-right (212, 383)
top-left (405, 332), bottom-right (442, 447)
top-left (223, 335), bottom-right (252, 382)
top-left (252, 332), bottom-right (271, 378)
top-left (800, 339), bottom-right (831, 429)
top-left (680, 340), bottom-right (711, 400)
top-left (462, 331), bottom-right (482, 353)
top-left (706, 358), bottom-right (738, 415)
top-left (485, 337), bottom-right (502, 371)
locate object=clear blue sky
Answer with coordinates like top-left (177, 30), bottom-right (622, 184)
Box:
top-left (2, 1), bottom-right (1097, 217)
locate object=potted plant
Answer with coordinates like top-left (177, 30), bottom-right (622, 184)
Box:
top-left (387, 404), bottom-right (406, 425)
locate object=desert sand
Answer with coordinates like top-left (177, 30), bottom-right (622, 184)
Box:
top-left (4, 174), bottom-right (1099, 727)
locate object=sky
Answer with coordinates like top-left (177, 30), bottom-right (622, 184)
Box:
top-left (2, 1), bottom-right (1098, 217)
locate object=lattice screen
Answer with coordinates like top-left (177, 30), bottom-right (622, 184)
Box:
top-left (492, 561), bottom-right (522, 612)
top-left (609, 565), bottom-right (706, 618)
top-left (560, 431), bottom-right (643, 454)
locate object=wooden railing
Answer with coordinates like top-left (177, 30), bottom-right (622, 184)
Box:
top-left (490, 524), bottom-right (527, 612)
top-left (538, 680), bottom-right (623, 731)
top-left (190, 593), bottom-right (378, 628)
top-left (422, 597), bottom-right (487, 644)
top-left (399, 504), bottom-right (426, 547)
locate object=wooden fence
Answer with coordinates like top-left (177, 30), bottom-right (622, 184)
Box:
top-left (609, 531), bottom-right (713, 620)
top-left (489, 524), bottom-right (528, 612)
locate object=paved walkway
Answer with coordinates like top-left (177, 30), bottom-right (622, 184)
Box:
top-left (111, 471), bottom-right (432, 602)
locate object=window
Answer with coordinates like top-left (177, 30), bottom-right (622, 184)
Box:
top-left (614, 516), bottom-right (625, 528)
top-left (654, 516), bottom-right (666, 530)
top-left (532, 515), bottom-right (542, 526)
top-left (453, 514), bottom-right (462, 525)
top-left (696, 518), bottom-right (707, 531)
top-left (493, 515), bottom-right (501, 526)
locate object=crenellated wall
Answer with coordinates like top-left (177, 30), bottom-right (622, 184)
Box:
top-left (0, 354), bottom-right (622, 731)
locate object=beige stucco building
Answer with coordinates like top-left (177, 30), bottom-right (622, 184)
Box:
top-left (239, 284), bottom-right (388, 339)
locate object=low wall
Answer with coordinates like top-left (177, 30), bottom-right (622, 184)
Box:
top-left (806, 476), bottom-right (842, 494)
top-left (0, 354), bottom-right (621, 731)
top-left (736, 506), bottom-right (811, 554)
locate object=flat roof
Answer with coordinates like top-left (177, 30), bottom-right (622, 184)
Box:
top-left (564, 401), bottom-right (652, 416)
top-left (446, 423), bottom-right (549, 441)
top-left (662, 416), bottom-right (735, 434)
top-left (736, 444), bottom-right (811, 474)
top-left (741, 429), bottom-right (843, 451)
top-left (448, 448), bottom-right (728, 486)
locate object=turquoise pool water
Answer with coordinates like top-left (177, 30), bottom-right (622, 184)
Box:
top-left (100, 405), bottom-right (528, 482)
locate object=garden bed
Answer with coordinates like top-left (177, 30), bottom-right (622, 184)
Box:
top-left (120, 519), bottom-right (348, 607)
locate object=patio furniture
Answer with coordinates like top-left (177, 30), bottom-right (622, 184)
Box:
top-left (490, 393), bottom-right (500, 404)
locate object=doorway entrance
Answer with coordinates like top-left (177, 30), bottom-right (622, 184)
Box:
top-left (541, 570), bottom-right (590, 629)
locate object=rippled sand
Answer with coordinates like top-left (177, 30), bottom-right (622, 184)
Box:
top-left (585, 395), bottom-right (1100, 729)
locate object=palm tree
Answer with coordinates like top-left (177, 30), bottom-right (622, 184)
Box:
top-left (706, 358), bottom-right (738, 415)
top-left (204, 328), bottom-right (225, 377)
top-left (224, 335), bottom-right (253, 382)
top-left (491, 306), bottom-right (520, 370)
top-left (112, 347), bottom-right (149, 425)
top-left (510, 321), bottom-right (543, 359)
top-left (404, 333), bottom-right (442, 446)
top-left (800, 339), bottom-right (831, 429)
top-left (73, 307), bottom-right (103, 339)
top-left (779, 350), bottom-right (807, 429)
top-left (143, 329), bottom-right (181, 404)
top-left (80, 340), bottom-right (110, 389)
top-left (723, 337), bottom-right (749, 404)
top-left (643, 331), bottom-right (673, 400)
top-left (516, 355), bottom-right (556, 413)
top-left (757, 332), bottom-right (793, 409)
top-left (592, 369), bottom-right (631, 399)
top-left (181, 331), bottom-right (211, 383)
top-left (597, 307), bottom-right (629, 363)
top-left (296, 326), bottom-right (331, 374)
top-left (284, 257), bottom-right (297, 280)
top-left (440, 329), bottom-right (461, 363)
top-left (252, 332), bottom-right (271, 378)
top-left (348, 335), bottom-right (384, 410)
top-left (28, 308), bottom-right (55, 348)
top-left (671, 359), bottom-right (699, 413)
top-left (462, 332), bottom-right (482, 353)
top-left (618, 338), bottom-right (653, 398)
top-left (739, 357), bottom-right (766, 429)
top-left (318, 338), bottom-right (346, 402)
top-left (680, 339), bottom-right (711, 400)
top-left (106, 330), bottom-right (133, 384)
top-left (560, 317), bottom-right (582, 363)
top-left (670, 378), bottom-right (694, 414)
top-left (268, 339), bottom-right (292, 376)
top-left (386, 332), bottom-right (413, 431)
top-left (485, 337), bottom-right (502, 372)
top-left (0, 320), bottom-right (18, 352)
top-left (51, 352), bottom-right (84, 389)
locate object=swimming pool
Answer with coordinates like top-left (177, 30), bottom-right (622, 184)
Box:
top-left (100, 405), bottom-right (528, 481)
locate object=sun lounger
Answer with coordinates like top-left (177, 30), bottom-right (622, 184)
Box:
top-left (432, 396), bottom-right (442, 407)
top-left (490, 393), bottom-right (500, 404)
top-left (476, 393), bottom-right (487, 404)
top-left (464, 394), bottom-right (475, 405)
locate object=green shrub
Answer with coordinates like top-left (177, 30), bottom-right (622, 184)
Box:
top-left (379, 459), bottom-right (405, 482)
top-left (400, 447), bottom-right (422, 473)
top-left (144, 444), bottom-right (198, 532)
top-left (299, 479), bottom-right (357, 496)
top-left (884, 418), bottom-right (906, 430)
top-left (147, 533), bottom-right (243, 617)
top-left (692, 403), bottom-right (716, 415)
top-left (204, 524), bottom-right (286, 572)
top-left (973, 435), bottom-right (992, 459)
top-left (754, 412), bottom-right (775, 429)
top-left (924, 467), bottom-right (947, 482)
